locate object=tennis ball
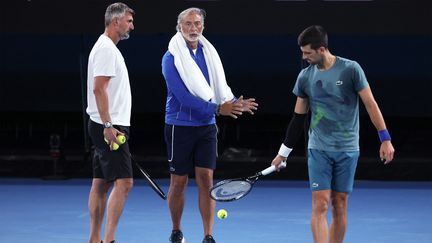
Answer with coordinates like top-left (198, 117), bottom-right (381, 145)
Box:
top-left (104, 137), bottom-right (120, 151)
top-left (111, 142), bottom-right (119, 150)
top-left (116, 134), bottom-right (126, 144)
top-left (217, 209), bottom-right (228, 219)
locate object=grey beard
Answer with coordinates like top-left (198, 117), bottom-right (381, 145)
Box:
top-left (120, 33), bottom-right (130, 40)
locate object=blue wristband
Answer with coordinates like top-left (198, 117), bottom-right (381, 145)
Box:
top-left (378, 129), bottom-right (391, 142)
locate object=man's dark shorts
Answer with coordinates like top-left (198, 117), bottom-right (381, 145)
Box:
top-left (88, 120), bottom-right (132, 182)
top-left (164, 124), bottom-right (218, 175)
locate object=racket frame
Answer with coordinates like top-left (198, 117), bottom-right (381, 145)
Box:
top-left (131, 156), bottom-right (167, 200)
top-left (209, 161), bottom-right (286, 202)
top-left (209, 173), bottom-right (261, 202)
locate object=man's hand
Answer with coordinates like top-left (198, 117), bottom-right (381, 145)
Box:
top-left (235, 95), bottom-right (258, 115)
top-left (103, 127), bottom-right (124, 151)
top-left (219, 100), bottom-right (243, 118)
top-left (272, 154), bottom-right (287, 172)
top-left (380, 140), bottom-right (395, 164)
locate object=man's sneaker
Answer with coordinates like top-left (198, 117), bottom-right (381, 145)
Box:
top-left (202, 235), bottom-right (216, 243)
top-left (169, 230), bottom-right (185, 243)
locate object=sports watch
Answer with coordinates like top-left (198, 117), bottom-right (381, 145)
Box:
top-left (103, 121), bottom-right (113, 128)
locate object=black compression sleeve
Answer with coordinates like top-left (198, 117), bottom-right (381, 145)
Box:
top-left (283, 113), bottom-right (307, 148)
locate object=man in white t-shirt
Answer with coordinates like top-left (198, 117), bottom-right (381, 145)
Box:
top-left (86, 3), bottom-right (134, 243)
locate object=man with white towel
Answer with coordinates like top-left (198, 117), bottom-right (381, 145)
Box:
top-left (161, 7), bottom-right (258, 243)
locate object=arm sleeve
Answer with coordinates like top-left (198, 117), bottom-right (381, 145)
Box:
top-left (283, 112), bottom-right (307, 148)
top-left (277, 112), bottom-right (307, 157)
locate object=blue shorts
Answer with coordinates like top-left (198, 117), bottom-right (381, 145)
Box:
top-left (308, 149), bottom-right (359, 193)
top-left (164, 124), bottom-right (218, 175)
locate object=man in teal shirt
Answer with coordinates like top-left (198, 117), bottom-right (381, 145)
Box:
top-left (272, 25), bottom-right (395, 243)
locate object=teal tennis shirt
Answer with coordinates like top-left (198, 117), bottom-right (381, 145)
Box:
top-left (293, 56), bottom-right (369, 151)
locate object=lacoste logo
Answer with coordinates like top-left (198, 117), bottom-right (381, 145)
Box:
top-left (312, 183), bottom-right (319, 188)
top-left (336, 80), bottom-right (343, 85)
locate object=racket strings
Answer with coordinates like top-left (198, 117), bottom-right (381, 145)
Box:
top-left (211, 180), bottom-right (252, 201)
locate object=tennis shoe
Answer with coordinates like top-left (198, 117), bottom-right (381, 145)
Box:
top-left (202, 235), bottom-right (216, 243)
top-left (169, 230), bottom-right (185, 243)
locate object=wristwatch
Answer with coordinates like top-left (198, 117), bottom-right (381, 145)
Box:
top-left (103, 121), bottom-right (113, 128)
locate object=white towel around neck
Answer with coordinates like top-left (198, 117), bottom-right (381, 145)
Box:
top-left (168, 32), bottom-right (234, 104)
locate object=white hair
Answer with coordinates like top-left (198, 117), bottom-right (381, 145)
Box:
top-left (176, 7), bottom-right (206, 31)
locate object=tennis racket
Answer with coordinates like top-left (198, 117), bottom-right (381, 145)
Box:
top-left (131, 155), bottom-right (167, 200)
top-left (209, 161), bottom-right (286, 202)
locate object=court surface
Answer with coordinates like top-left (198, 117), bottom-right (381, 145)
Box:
top-left (0, 178), bottom-right (431, 243)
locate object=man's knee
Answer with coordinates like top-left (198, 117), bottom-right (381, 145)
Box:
top-left (169, 175), bottom-right (188, 195)
top-left (331, 193), bottom-right (348, 216)
top-left (313, 198), bottom-right (330, 215)
top-left (114, 178), bottom-right (133, 194)
top-left (195, 167), bottom-right (213, 188)
top-left (312, 191), bottom-right (331, 215)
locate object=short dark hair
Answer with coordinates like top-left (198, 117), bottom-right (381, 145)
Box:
top-left (297, 25), bottom-right (328, 50)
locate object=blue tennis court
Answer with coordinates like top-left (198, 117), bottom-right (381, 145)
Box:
top-left (1, 178), bottom-right (430, 243)
top-left (1, 1), bottom-right (431, 243)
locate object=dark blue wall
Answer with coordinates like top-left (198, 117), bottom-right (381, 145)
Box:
top-left (1, 33), bottom-right (431, 116)
top-left (1, 0), bottom-right (431, 116)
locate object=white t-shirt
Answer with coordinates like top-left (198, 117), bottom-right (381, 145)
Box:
top-left (86, 34), bottom-right (132, 126)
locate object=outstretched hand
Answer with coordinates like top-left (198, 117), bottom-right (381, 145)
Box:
top-left (219, 100), bottom-right (243, 119)
top-left (235, 95), bottom-right (258, 115)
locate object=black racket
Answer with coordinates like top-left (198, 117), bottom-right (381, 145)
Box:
top-left (209, 161), bottom-right (286, 202)
top-left (131, 155), bottom-right (167, 200)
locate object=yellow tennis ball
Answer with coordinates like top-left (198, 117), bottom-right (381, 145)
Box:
top-left (117, 134), bottom-right (126, 144)
top-left (104, 138), bottom-right (120, 150)
top-left (111, 142), bottom-right (119, 150)
top-left (217, 209), bottom-right (228, 219)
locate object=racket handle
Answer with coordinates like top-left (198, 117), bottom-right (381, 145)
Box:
top-left (261, 160), bottom-right (286, 176)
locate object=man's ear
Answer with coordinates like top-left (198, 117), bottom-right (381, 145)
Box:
top-left (112, 17), bottom-right (119, 26)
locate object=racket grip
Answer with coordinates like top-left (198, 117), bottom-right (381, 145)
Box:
top-left (261, 160), bottom-right (286, 176)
